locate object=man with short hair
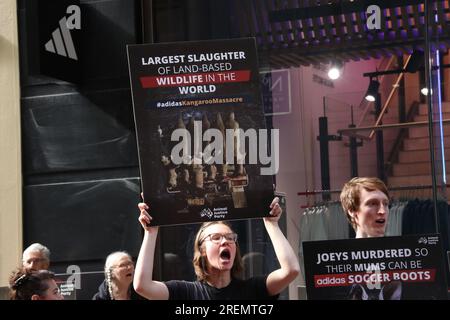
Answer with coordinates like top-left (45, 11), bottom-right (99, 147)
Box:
top-left (22, 243), bottom-right (50, 271)
top-left (340, 177), bottom-right (390, 238)
top-left (340, 178), bottom-right (401, 300)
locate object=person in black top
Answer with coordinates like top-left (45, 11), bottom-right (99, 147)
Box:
top-left (134, 197), bottom-right (300, 300)
top-left (93, 251), bottom-right (144, 300)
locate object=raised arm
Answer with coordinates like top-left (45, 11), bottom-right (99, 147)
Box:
top-left (264, 197), bottom-right (300, 296)
top-left (133, 202), bottom-right (169, 300)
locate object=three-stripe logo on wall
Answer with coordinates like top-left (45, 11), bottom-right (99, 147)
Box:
top-left (44, 16), bottom-right (78, 60)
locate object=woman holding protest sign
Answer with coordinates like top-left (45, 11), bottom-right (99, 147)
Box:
top-left (133, 197), bottom-right (299, 300)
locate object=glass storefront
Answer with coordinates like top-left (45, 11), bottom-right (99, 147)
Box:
top-left (13, 0), bottom-right (450, 300)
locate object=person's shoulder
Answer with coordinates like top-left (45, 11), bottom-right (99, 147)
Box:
top-left (239, 274), bottom-right (269, 284)
top-left (231, 275), bottom-right (268, 290)
top-left (231, 275), bottom-right (278, 300)
top-left (130, 286), bottom-right (146, 300)
top-left (92, 279), bottom-right (109, 300)
top-left (165, 279), bottom-right (203, 300)
top-left (165, 279), bottom-right (201, 289)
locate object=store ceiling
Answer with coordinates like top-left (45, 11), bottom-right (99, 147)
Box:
top-left (232, 0), bottom-right (450, 68)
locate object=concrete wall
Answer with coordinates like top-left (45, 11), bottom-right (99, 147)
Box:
top-left (0, 0), bottom-right (22, 288)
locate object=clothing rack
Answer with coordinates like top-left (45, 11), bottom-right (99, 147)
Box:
top-left (298, 184), bottom-right (450, 195)
top-left (389, 184), bottom-right (450, 191)
top-left (298, 184), bottom-right (450, 208)
top-left (297, 190), bottom-right (341, 196)
top-left (298, 189), bottom-right (341, 208)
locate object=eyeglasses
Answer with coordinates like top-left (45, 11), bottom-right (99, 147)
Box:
top-left (113, 261), bottom-right (134, 269)
top-left (200, 233), bottom-right (238, 244)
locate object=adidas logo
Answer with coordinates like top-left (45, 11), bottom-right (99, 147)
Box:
top-left (44, 5), bottom-right (80, 60)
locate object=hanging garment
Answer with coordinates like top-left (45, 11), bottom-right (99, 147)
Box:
top-left (298, 202), bottom-right (349, 285)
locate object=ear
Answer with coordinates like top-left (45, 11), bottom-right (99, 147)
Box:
top-left (349, 210), bottom-right (361, 226)
top-left (380, 281), bottom-right (402, 300)
top-left (349, 210), bottom-right (359, 220)
top-left (347, 210), bottom-right (358, 228)
top-left (198, 244), bottom-right (206, 256)
top-left (31, 294), bottom-right (41, 300)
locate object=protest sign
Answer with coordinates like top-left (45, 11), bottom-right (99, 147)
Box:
top-left (127, 38), bottom-right (275, 226)
top-left (303, 234), bottom-right (448, 299)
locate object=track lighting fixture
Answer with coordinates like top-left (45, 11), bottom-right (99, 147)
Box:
top-left (365, 78), bottom-right (380, 102)
top-left (404, 50), bottom-right (424, 73)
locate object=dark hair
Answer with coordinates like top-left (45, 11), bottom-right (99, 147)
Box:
top-left (9, 268), bottom-right (55, 300)
top-left (192, 221), bottom-right (243, 281)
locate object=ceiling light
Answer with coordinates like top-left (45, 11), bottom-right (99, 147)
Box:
top-left (328, 61), bottom-right (343, 80)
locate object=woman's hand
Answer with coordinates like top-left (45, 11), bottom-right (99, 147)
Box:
top-left (138, 196), bottom-right (159, 233)
top-left (138, 202), bottom-right (153, 231)
top-left (263, 197), bottom-right (282, 224)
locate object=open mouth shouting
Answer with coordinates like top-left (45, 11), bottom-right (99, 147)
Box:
top-left (219, 248), bottom-right (232, 265)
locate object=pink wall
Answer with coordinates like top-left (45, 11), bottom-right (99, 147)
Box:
top-left (270, 58), bottom-right (382, 296)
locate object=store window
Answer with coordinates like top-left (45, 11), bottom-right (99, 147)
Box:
top-left (16, 0), bottom-right (450, 300)
top-left (224, 0), bottom-right (450, 299)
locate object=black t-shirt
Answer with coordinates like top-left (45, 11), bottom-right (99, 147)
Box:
top-left (92, 279), bottom-right (145, 300)
top-left (166, 275), bottom-right (278, 300)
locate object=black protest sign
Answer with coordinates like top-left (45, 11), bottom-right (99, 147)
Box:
top-left (303, 234), bottom-right (448, 300)
top-left (127, 38), bottom-right (275, 226)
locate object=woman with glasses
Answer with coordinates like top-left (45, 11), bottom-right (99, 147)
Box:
top-left (9, 268), bottom-right (64, 300)
top-left (134, 197), bottom-right (300, 300)
top-left (93, 251), bottom-right (144, 300)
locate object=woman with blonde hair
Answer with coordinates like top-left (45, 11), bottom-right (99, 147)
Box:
top-left (93, 251), bottom-right (143, 300)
